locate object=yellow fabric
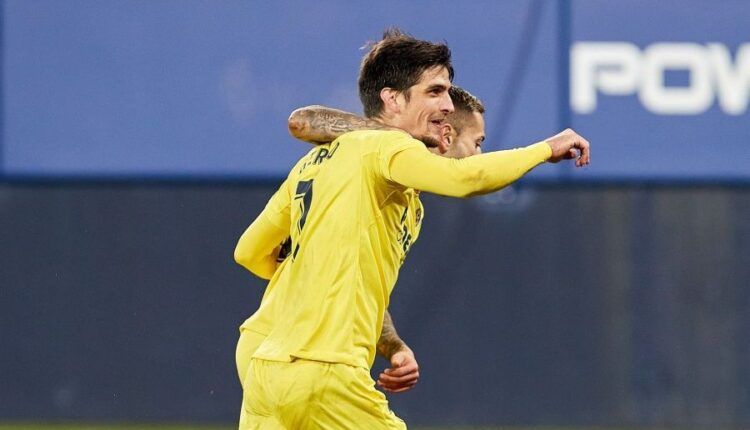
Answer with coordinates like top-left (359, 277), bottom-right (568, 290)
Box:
top-left (234, 179), bottom-right (293, 280)
top-left (241, 130), bottom-right (425, 370)
top-left (234, 130), bottom-right (551, 428)
top-left (236, 328), bottom-right (268, 429)
top-left (235, 177), bottom-right (297, 337)
top-left (388, 140), bottom-right (551, 197)
top-left (240, 358), bottom-right (406, 430)
top-left (236, 328), bottom-right (267, 388)
top-left (236, 130), bottom-right (551, 370)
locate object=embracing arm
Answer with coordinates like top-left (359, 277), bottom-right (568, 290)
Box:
top-left (288, 105), bottom-right (396, 144)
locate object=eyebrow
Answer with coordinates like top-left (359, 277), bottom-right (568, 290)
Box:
top-left (425, 84), bottom-right (449, 92)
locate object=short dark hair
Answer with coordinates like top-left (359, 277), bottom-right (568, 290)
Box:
top-left (448, 86), bottom-right (485, 133)
top-left (358, 28), bottom-right (454, 118)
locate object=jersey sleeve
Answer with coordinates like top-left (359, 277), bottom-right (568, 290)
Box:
top-left (234, 178), bottom-right (293, 280)
top-left (387, 141), bottom-right (552, 197)
top-left (262, 177), bottom-right (293, 230)
top-left (377, 131), bottom-right (429, 183)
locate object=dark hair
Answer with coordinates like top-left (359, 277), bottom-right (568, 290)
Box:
top-left (358, 28), bottom-right (454, 118)
top-left (448, 86), bottom-right (484, 133)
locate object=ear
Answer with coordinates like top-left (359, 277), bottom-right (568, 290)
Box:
top-left (437, 123), bottom-right (453, 154)
top-left (380, 87), bottom-right (402, 114)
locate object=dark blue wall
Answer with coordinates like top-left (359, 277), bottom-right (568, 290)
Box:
top-left (2, 183), bottom-right (748, 427)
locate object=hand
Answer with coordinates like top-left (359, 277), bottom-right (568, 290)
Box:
top-left (377, 348), bottom-right (419, 393)
top-left (544, 128), bottom-right (591, 167)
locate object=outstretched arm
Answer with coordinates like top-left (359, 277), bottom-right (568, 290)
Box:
top-left (385, 129), bottom-right (590, 198)
top-left (376, 310), bottom-right (419, 393)
top-left (288, 105), bottom-right (396, 144)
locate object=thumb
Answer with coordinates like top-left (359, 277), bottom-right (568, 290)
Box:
top-left (391, 353), bottom-right (405, 367)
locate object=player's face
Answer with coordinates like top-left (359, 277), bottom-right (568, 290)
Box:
top-left (397, 66), bottom-right (454, 143)
top-left (445, 112), bottom-right (486, 159)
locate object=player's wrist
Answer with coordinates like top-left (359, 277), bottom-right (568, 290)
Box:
top-left (391, 344), bottom-right (413, 359)
top-left (536, 140), bottom-right (554, 161)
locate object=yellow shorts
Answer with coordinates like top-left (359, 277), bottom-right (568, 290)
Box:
top-left (236, 328), bottom-right (266, 388)
top-left (240, 358), bottom-right (406, 430)
top-left (237, 329), bottom-right (268, 430)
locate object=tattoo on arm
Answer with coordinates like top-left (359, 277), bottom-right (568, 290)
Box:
top-left (288, 105), bottom-right (395, 145)
top-left (377, 310), bottom-right (408, 359)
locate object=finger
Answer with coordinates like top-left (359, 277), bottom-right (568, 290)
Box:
top-left (379, 373), bottom-right (419, 385)
top-left (572, 141), bottom-right (585, 167)
top-left (378, 378), bottom-right (419, 389)
top-left (379, 382), bottom-right (417, 393)
top-left (381, 381), bottom-right (418, 393)
top-left (377, 379), bottom-right (418, 393)
top-left (391, 355), bottom-right (405, 367)
top-left (383, 363), bottom-right (418, 377)
top-left (382, 385), bottom-right (416, 393)
top-left (577, 139), bottom-right (590, 166)
top-left (378, 371), bottom-right (419, 385)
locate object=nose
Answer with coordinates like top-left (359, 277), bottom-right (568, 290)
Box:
top-left (440, 92), bottom-right (454, 114)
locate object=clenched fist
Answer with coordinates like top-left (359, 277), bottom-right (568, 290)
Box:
top-left (545, 128), bottom-right (591, 167)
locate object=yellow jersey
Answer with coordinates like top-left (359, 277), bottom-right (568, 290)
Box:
top-left (244, 130), bottom-right (425, 369)
top-left (236, 129), bottom-right (551, 369)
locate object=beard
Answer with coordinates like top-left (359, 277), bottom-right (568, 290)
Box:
top-left (414, 134), bottom-right (441, 148)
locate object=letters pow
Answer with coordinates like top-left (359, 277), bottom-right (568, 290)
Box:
top-left (571, 42), bottom-right (750, 115)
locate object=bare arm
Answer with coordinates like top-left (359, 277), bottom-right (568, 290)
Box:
top-left (288, 105), bottom-right (397, 144)
top-left (377, 310), bottom-right (409, 359)
top-left (376, 310), bottom-right (420, 393)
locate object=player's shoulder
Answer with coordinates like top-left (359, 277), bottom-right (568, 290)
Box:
top-left (283, 146), bottom-right (318, 182)
top-left (337, 130), bottom-right (423, 152)
top-left (338, 129), bottom-right (413, 142)
top-left (291, 147), bottom-right (317, 170)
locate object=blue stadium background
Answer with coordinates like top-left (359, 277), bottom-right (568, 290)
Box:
top-left (1, 0), bottom-right (749, 427)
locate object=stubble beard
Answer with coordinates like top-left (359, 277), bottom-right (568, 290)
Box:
top-left (415, 134), bottom-right (441, 148)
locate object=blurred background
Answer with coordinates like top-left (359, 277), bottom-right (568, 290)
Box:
top-left (1, 0), bottom-right (748, 429)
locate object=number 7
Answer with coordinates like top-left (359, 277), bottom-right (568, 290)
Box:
top-left (292, 179), bottom-right (314, 259)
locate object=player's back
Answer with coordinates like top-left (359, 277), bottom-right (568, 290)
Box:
top-left (252, 130), bottom-right (424, 369)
